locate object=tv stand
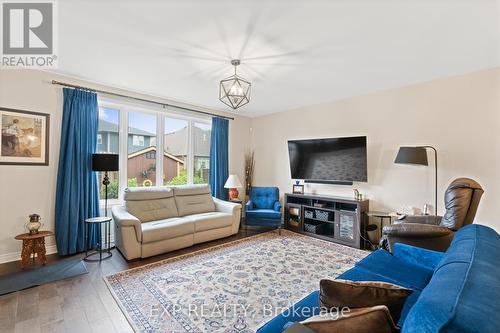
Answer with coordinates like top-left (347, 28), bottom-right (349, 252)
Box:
top-left (284, 193), bottom-right (369, 249)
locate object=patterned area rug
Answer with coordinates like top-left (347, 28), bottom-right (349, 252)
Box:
top-left (105, 230), bottom-right (368, 333)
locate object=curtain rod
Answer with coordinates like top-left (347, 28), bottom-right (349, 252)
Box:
top-left (51, 80), bottom-right (234, 121)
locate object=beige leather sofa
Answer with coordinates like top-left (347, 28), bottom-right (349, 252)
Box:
top-left (111, 184), bottom-right (241, 260)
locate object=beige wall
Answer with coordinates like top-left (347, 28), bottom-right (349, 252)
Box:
top-left (0, 69), bottom-right (251, 262)
top-left (1, 67), bottom-right (498, 261)
top-left (251, 68), bottom-right (500, 232)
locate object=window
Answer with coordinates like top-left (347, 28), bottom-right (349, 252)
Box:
top-left (164, 117), bottom-right (188, 185)
top-left (97, 100), bottom-right (212, 197)
top-left (97, 107), bottom-right (120, 200)
top-left (132, 135), bottom-right (145, 147)
top-left (128, 112), bottom-right (157, 187)
top-left (193, 122), bottom-right (211, 184)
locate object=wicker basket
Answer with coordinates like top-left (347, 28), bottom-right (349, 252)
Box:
top-left (304, 222), bottom-right (328, 234)
top-left (304, 210), bottom-right (314, 219)
top-left (288, 207), bottom-right (300, 216)
top-left (315, 210), bottom-right (332, 222)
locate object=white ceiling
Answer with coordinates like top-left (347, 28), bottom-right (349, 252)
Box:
top-left (51, 0), bottom-right (500, 117)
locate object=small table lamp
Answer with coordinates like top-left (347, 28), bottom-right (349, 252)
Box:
top-left (224, 174), bottom-right (243, 201)
top-left (92, 154), bottom-right (119, 216)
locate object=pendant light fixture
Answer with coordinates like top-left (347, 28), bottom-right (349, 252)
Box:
top-left (219, 59), bottom-right (251, 110)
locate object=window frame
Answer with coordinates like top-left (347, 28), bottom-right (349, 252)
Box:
top-left (98, 97), bottom-right (211, 203)
top-left (132, 135), bottom-right (145, 147)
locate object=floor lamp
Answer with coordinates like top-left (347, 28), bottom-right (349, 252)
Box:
top-left (92, 153), bottom-right (119, 217)
top-left (394, 146), bottom-right (438, 215)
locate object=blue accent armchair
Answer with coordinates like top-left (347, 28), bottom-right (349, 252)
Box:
top-left (245, 187), bottom-right (282, 229)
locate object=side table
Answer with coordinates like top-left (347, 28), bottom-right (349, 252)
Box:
top-left (367, 211), bottom-right (394, 241)
top-left (228, 199), bottom-right (244, 229)
top-left (15, 231), bottom-right (54, 269)
top-left (84, 217), bottom-right (112, 262)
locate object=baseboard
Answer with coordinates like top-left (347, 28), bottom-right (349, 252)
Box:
top-left (0, 244), bottom-right (58, 264)
top-left (0, 234), bottom-right (116, 264)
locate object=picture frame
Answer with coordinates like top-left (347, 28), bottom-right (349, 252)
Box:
top-left (292, 184), bottom-right (304, 194)
top-left (0, 107), bottom-right (50, 165)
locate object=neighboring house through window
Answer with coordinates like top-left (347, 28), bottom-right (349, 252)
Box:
top-left (97, 107), bottom-right (120, 201)
top-left (97, 101), bottom-right (212, 200)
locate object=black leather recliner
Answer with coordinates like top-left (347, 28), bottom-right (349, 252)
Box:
top-left (381, 178), bottom-right (484, 252)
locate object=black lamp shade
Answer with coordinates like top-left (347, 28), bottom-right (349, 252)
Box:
top-left (394, 147), bottom-right (428, 166)
top-left (92, 154), bottom-right (119, 172)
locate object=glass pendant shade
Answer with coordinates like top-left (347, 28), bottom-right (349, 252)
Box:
top-left (219, 60), bottom-right (251, 109)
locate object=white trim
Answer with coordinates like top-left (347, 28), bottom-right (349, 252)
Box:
top-left (187, 120), bottom-right (194, 184)
top-left (0, 244), bottom-right (58, 264)
top-left (119, 107), bottom-right (127, 200)
top-left (156, 112), bottom-right (164, 186)
top-left (99, 97), bottom-right (212, 123)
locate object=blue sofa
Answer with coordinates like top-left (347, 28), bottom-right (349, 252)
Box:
top-left (245, 187), bottom-right (282, 228)
top-left (257, 224), bottom-right (500, 333)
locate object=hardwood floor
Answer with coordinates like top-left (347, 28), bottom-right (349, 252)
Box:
top-left (0, 227), bottom-right (270, 333)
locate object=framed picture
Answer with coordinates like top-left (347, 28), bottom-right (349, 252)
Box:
top-left (0, 107), bottom-right (50, 165)
top-left (292, 184), bottom-right (304, 194)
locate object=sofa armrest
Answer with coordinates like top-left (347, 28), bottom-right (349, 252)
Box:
top-left (274, 201), bottom-right (282, 212)
top-left (382, 223), bottom-right (454, 252)
top-left (383, 223), bottom-right (452, 238)
top-left (246, 200), bottom-right (254, 210)
top-left (112, 205), bottom-right (142, 242)
top-left (213, 198), bottom-right (241, 234)
top-left (213, 197), bottom-right (241, 215)
top-left (394, 215), bottom-right (442, 225)
top-left (392, 243), bottom-right (444, 271)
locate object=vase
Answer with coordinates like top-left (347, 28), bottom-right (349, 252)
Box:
top-left (25, 214), bottom-right (42, 234)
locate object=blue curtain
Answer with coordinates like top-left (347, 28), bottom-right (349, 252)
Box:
top-left (210, 117), bottom-right (229, 200)
top-left (55, 88), bottom-right (100, 255)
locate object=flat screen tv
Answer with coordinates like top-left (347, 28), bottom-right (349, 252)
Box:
top-left (288, 136), bottom-right (367, 183)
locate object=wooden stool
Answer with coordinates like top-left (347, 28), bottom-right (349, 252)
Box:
top-left (15, 231), bottom-right (54, 269)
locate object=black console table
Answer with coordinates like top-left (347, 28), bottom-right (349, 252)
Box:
top-left (284, 193), bottom-right (369, 249)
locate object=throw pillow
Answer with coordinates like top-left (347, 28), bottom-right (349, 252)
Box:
top-left (294, 305), bottom-right (399, 333)
top-left (319, 279), bottom-right (412, 323)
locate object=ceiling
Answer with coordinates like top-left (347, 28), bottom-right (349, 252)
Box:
top-left (51, 0), bottom-right (500, 117)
